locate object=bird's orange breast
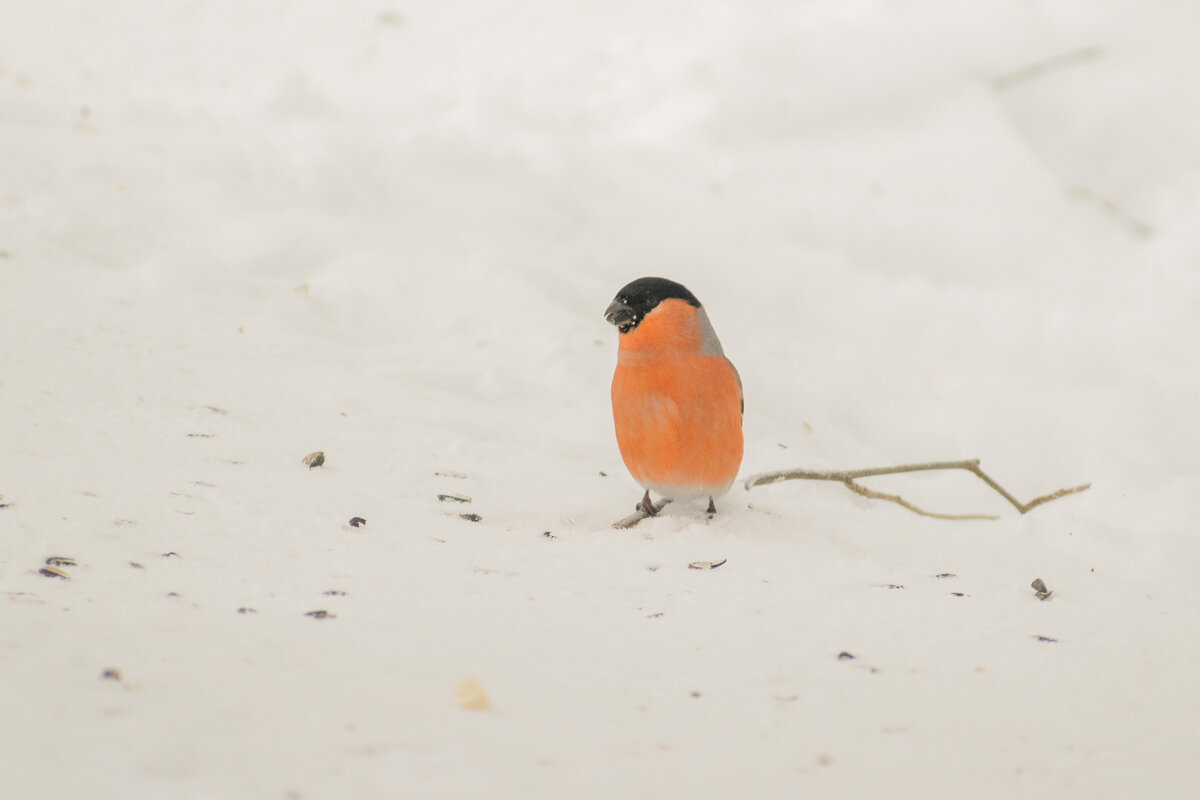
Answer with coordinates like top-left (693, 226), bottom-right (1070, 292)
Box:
top-left (610, 300), bottom-right (743, 498)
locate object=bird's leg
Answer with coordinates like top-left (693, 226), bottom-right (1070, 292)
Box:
top-left (707, 497), bottom-right (717, 515)
top-left (639, 489), bottom-right (659, 516)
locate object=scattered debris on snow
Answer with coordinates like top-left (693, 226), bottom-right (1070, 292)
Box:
top-left (454, 677), bottom-right (491, 710)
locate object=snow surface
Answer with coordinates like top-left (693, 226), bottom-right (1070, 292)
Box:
top-left (3, 2), bottom-right (1199, 798)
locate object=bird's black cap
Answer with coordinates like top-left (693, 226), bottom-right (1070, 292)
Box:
top-left (605, 277), bottom-right (700, 333)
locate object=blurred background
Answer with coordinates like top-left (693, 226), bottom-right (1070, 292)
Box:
top-left (3, 0), bottom-right (1197, 543)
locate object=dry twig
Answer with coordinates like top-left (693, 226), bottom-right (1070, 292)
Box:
top-left (841, 478), bottom-right (998, 521)
top-left (612, 498), bottom-right (672, 529)
top-left (991, 47), bottom-right (1103, 90)
top-left (744, 459), bottom-right (1090, 520)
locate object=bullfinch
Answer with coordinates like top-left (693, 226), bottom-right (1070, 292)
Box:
top-left (605, 277), bottom-right (743, 516)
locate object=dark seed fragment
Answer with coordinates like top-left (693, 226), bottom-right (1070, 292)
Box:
top-left (438, 494), bottom-right (471, 504)
top-left (459, 513), bottom-right (482, 522)
top-left (45, 556), bottom-right (76, 567)
top-left (302, 451), bottom-right (325, 468)
top-left (100, 668), bottom-right (121, 681)
top-left (349, 517), bottom-right (367, 527)
top-left (305, 610), bottom-right (335, 619)
top-left (837, 652), bottom-right (856, 661)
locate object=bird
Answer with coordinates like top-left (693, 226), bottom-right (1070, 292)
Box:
top-left (604, 277), bottom-right (743, 517)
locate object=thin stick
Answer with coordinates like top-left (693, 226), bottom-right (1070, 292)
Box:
top-left (1067, 185), bottom-right (1153, 239)
top-left (744, 459), bottom-right (1090, 519)
top-left (991, 47), bottom-right (1103, 91)
top-left (842, 479), bottom-right (1000, 521)
top-left (612, 498), bottom-right (672, 529)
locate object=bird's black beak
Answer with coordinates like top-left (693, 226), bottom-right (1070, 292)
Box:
top-left (604, 298), bottom-right (635, 329)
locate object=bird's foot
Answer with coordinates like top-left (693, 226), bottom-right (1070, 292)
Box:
top-left (613, 494), bottom-right (672, 529)
top-left (706, 497), bottom-right (717, 515)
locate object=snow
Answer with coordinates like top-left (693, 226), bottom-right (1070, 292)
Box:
top-left (3, 1), bottom-right (1199, 797)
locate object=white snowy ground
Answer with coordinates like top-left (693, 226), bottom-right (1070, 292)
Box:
top-left (3, 1), bottom-right (1199, 797)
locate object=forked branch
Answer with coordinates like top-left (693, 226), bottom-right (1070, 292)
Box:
top-left (744, 459), bottom-right (1090, 520)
